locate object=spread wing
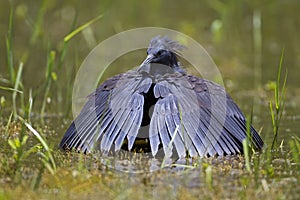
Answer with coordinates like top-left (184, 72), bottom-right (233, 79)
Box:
top-left (59, 70), bottom-right (152, 153)
top-left (149, 74), bottom-right (263, 158)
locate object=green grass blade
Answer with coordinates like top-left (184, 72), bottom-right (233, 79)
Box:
top-left (269, 101), bottom-right (276, 147)
top-left (58, 13), bottom-right (78, 68)
top-left (243, 139), bottom-right (251, 173)
top-left (18, 116), bottom-right (57, 172)
top-left (45, 51), bottom-right (56, 80)
top-left (30, 0), bottom-right (49, 45)
top-left (270, 48), bottom-right (287, 150)
top-left (161, 125), bottom-right (179, 169)
top-left (289, 139), bottom-right (300, 164)
top-left (0, 86), bottom-right (22, 93)
top-left (64, 14), bottom-right (103, 43)
top-left (41, 50), bottom-right (56, 123)
top-left (41, 158), bottom-right (55, 175)
top-left (28, 89), bottom-right (33, 122)
top-left (13, 62), bottom-right (24, 119)
top-left (6, 5), bottom-right (15, 84)
top-left (205, 165), bottom-right (213, 189)
top-left (275, 48), bottom-right (285, 109)
top-left (4, 112), bottom-right (13, 138)
top-left (23, 144), bottom-right (41, 160)
top-left (278, 70), bottom-right (288, 123)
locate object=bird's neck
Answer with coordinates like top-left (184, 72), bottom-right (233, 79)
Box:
top-left (138, 63), bottom-right (185, 77)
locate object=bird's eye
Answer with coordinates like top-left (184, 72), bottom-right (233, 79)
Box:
top-left (156, 50), bottom-right (163, 56)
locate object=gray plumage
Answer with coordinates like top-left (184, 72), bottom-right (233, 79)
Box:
top-left (60, 36), bottom-right (263, 157)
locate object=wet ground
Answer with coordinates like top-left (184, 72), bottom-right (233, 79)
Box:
top-left (1, 0), bottom-right (300, 199)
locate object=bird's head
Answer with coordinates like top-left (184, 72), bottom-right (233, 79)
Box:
top-left (141, 36), bottom-right (186, 74)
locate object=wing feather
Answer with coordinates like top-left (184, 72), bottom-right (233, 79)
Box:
top-left (60, 71), bottom-right (151, 154)
top-left (149, 73), bottom-right (263, 157)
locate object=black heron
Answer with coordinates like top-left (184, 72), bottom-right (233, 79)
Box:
top-left (60, 36), bottom-right (263, 158)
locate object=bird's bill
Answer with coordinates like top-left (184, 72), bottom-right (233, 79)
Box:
top-left (142, 54), bottom-right (155, 65)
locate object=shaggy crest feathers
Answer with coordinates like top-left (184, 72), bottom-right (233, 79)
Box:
top-left (148, 36), bottom-right (186, 54)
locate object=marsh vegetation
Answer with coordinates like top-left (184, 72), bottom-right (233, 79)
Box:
top-left (0, 1), bottom-right (300, 199)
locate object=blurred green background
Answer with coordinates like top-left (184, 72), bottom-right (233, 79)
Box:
top-left (0, 0), bottom-right (299, 140)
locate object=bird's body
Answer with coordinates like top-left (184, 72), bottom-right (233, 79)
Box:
top-left (60, 36), bottom-right (263, 157)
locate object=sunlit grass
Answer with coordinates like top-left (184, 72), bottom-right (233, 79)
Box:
top-left (0, 4), bottom-right (105, 191)
top-left (20, 116), bottom-right (56, 174)
top-left (63, 14), bottom-right (103, 43)
top-left (269, 49), bottom-right (288, 150)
